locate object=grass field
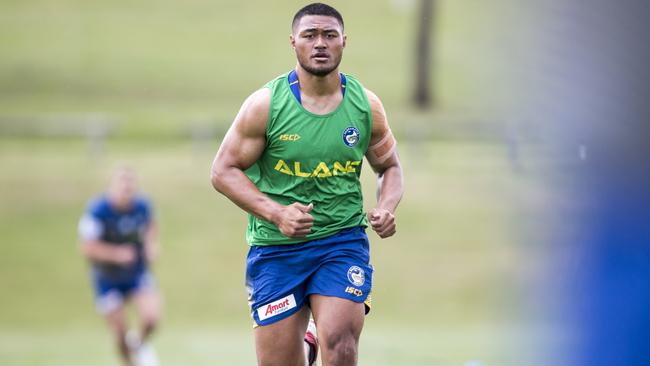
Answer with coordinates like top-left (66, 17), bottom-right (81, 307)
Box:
top-left (0, 0), bottom-right (554, 364)
top-left (0, 324), bottom-right (536, 366)
top-left (0, 138), bottom-right (546, 365)
top-left (0, 0), bottom-right (520, 138)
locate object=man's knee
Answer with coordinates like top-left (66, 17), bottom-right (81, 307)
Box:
top-left (135, 291), bottom-right (161, 329)
top-left (106, 310), bottom-right (127, 334)
top-left (107, 320), bottom-right (129, 347)
top-left (321, 330), bottom-right (358, 363)
top-left (141, 315), bottom-right (159, 334)
top-left (255, 327), bottom-right (307, 366)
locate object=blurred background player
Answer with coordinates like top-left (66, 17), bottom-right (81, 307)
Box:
top-left (78, 167), bottom-right (161, 366)
top-left (211, 3), bottom-right (403, 365)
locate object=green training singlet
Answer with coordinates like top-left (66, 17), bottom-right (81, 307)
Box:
top-left (245, 72), bottom-right (372, 246)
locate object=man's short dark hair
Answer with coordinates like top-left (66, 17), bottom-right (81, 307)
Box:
top-left (292, 3), bottom-right (344, 31)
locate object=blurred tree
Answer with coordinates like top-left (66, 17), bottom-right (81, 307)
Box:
top-left (413, 0), bottom-right (435, 109)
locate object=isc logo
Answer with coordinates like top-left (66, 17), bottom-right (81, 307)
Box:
top-left (345, 286), bottom-right (363, 297)
top-left (279, 134), bottom-right (301, 141)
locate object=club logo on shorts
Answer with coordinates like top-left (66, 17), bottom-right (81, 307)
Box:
top-left (257, 294), bottom-right (297, 321)
top-left (342, 127), bottom-right (360, 147)
top-left (347, 266), bottom-right (365, 286)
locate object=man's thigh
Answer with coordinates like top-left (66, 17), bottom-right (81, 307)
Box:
top-left (132, 287), bottom-right (161, 324)
top-left (254, 305), bottom-right (311, 366)
top-left (104, 304), bottom-right (129, 334)
top-left (310, 294), bottom-right (365, 343)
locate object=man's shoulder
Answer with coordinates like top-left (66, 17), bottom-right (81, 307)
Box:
top-left (232, 87), bottom-right (272, 137)
top-left (341, 72), bottom-right (369, 92)
top-left (85, 195), bottom-right (110, 217)
top-left (340, 72), bottom-right (379, 114)
top-left (353, 83), bottom-right (384, 116)
top-left (240, 88), bottom-right (272, 128)
top-left (243, 72), bottom-right (289, 108)
top-left (263, 72), bottom-right (290, 90)
top-left (247, 87), bottom-right (272, 106)
top-left (132, 195), bottom-right (152, 213)
top-left (341, 72), bottom-right (362, 83)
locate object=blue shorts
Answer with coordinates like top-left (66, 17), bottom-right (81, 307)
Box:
top-left (246, 226), bottom-right (373, 326)
top-left (92, 269), bottom-right (155, 314)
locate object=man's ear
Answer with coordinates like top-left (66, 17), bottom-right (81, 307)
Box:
top-left (290, 34), bottom-right (296, 49)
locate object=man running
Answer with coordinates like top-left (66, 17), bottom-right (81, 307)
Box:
top-left (78, 167), bottom-right (161, 366)
top-left (211, 3), bottom-right (403, 365)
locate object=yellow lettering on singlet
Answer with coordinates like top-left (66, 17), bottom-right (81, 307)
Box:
top-left (346, 161), bottom-right (361, 173)
top-left (294, 162), bottom-right (310, 177)
top-left (274, 160), bottom-right (293, 175)
top-left (332, 162), bottom-right (347, 176)
top-left (279, 134), bottom-right (301, 141)
top-left (274, 160), bottom-right (362, 178)
top-left (312, 162), bottom-right (332, 178)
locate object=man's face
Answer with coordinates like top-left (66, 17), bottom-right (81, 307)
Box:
top-left (291, 15), bottom-right (346, 77)
top-left (108, 169), bottom-right (138, 210)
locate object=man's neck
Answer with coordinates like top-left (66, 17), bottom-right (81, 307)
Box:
top-left (295, 66), bottom-right (341, 97)
top-left (108, 196), bottom-right (133, 212)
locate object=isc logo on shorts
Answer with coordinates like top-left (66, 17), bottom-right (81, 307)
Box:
top-left (257, 294), bottom-right (297, 321)
top-left (345, 286), bottom-right (363, 297)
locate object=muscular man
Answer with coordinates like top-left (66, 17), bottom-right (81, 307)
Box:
top-left (211, 3), bottom-right (403, 365)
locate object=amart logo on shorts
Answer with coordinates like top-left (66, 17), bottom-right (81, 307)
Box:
top-left (257, 294), bottom-right (297, 321)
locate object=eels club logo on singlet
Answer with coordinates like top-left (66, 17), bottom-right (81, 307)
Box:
top-left (342, 127), bottom-right (360, 147)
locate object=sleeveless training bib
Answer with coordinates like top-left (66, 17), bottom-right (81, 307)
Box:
top-left (245, 71), bottom-right (372, 245)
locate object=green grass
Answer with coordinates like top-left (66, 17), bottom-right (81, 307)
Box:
top-left (0, 1), bottom-right (549, 364)
top-left (0, 323), bottom-right (537, 366)
top-left (0, 139), bottom-right (541, 365)
top-left (0, 0), bottom-right (519, 138)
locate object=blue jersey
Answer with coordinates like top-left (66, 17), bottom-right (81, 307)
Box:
top-left (78, 195), bottom-right (152, 281)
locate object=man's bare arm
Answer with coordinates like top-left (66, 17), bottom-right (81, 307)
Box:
top-left (144, 220), bottom-right (159, 264)
top-left (365, 88), bottom-right (404, 238)
top-left (210, 88), bottom-right (314, 238)
top-left (80, 240), bottom-right (136, 265)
